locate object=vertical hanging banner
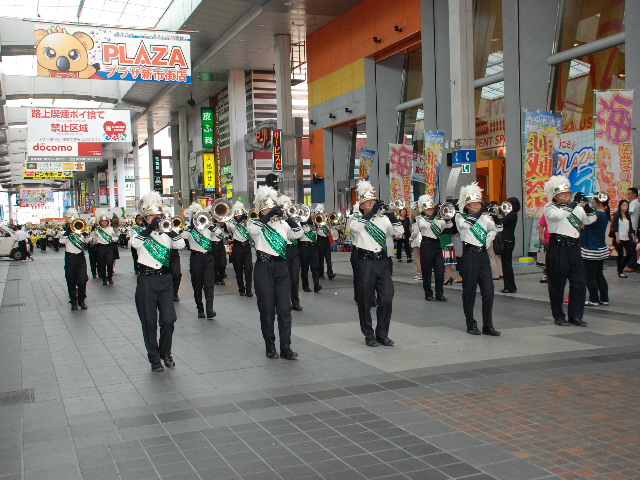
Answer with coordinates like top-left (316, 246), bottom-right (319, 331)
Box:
top-left (201, 108), bottom-right (215, 149)
top-left (203, 153), bottom-right (216, 193)
top-left (272, 129), bottom-right (283, 172)
top-left (411, 153), bottom-right (426, 184)
top-left (152, 150), bottom-right (163, 193)
top-left (423, 131), bottom-right (444, 197)
top-left (555, 130), bottom-right (596, 196)
top-left (522, 111), bottom-right (562, 218)
top-left (594, 90), bottom-right (634, 211)
top-left (358, 148), bottom-right (375, 181)
top-left (34, 24), bottom-right (191, 83)
top-left (389, 143), bottom-right (414, 203)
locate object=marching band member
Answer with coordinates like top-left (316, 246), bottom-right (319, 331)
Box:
top-left (348, 202), bottom-right (361, 300)
top-left (60, 209), bottom-right (91, 310)
top-left (87, 219), bottom-right (98, 278)
top-left (207, 204), bottom-right (228, 286)
top-left (92, 211), bottom-right (118, 285)
top-left (248, 186), bottom-right (304, 359)
top-left (416, 194), bottom-right (450, 302)
top-left (544, 175), bottom-right (596, 326)
top-left (299, 214), bottom-right (322, 293)
top-left (455, 182), bottom-right (502, 336)
top-left (278, 195), bottom-right (302, 311)
top-left (129, 214), bottom-right (144, 274)
top-left (315, 204), bottom-right (336, 280)
top-left (53, 226), bottom-right (63, 252)
top-left (227, 201), bottom-right (254, 297)
top-left (182, 202), bottom-right (221, 319)
top-left (350, 180), bottom-right (403, 347)
top-left (130, 192), bottom-right (185, 372)
top-left (163, 206), bottom-right (182, 302)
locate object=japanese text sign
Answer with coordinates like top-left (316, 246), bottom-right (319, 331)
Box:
top-left (272, 129), bottom-right (283, 172)
top-left (152, 150), bottom-right (163, 193)
top-left (201, 108), bottom-right (215, 149)
top-left (28, 108), bottom-right (131, 143)
top-left (203, 153), bottom-right (216, 193)
top-left (423, 131), bottom-right (444, 197)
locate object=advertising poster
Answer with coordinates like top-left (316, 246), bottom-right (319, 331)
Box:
top-left (25, 162), bottom-right (85, 172)
top-left (424, 131), bottom-right (444, 197)
top-left (358, 148), bottom-right (375, 181)
top-left (411, 153), bottom-right (426, 184)
top-left (20, 188), bottom-right (53, 207)
top-left (203, 153), bottom-right (216, 193)
top-left (594, 90), bottom-right (634, 210)
top-left (522, 110), bottom-right (562, 218)
top-left (34, 24), bottom-right (191, 83)
top-left (28, 108), bottom-right (132, 143)
top-left (27, 142), bottom-right (102, 158)
top-left (389, 144), bottom-right (413, 203)
top-left (555, 130), bottom-right (595, 196)
top-left (24, 169), bottom-right (74, 179)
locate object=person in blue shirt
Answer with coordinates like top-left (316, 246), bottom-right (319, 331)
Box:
top-left (580, 196), bottom-right (610, 306)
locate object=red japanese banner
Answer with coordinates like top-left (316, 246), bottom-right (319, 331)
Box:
top-left (594, 90), bottom-right (634, 211)
top-left (389, 143), bottom-right (413, 204)
top-left (522, 111), bottom-right (562, 218)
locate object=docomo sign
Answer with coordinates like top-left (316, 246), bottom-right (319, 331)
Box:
top-left (27, 142), bottom-right (102, 157)
top-left (28, 108), bottom-right (131, 143)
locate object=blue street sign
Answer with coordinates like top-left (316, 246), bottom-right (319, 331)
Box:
top-left (452, 149), bottom-right (476, 165)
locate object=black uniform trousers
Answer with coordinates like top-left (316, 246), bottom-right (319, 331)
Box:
top-left (39, 237), bottom-right (47, 252)
top-left (170, 249), bottom-right (181, 296)
top-left (213, 241), bottom-right (227, 282)
top-left (420, 238), bottom-right (445, 297)
top-left (546, 238), bottom-right (586, 322)
top-left (96, 243), bottom-right (114, 280)
top-left (131, 247), bottom-right (139, 274)
top-left (135, 273), bottom-right (176, 364)
top-left (231, 241), bottom-right (253, 293)
top-left (354, 255), bottom-right (393, 340)
top-left (395, 238), bottom-right (411, 260)
top-left (190, 252), bottom-right (214, 313)
top-left (299, 242), bottom-right (320, 289)
top-left (317, 236), bottom-right (333, 276)
top-left (88, 245), bottom-right (98, 277)
top-left (64, 252), bottom-right (88, 302)
top-left (501, 241), bottom-right (517, 291)
top-left (583, 259), bottom-right (609, 304)
top-left (18, 240), bottom-right (30, 260)
top-left (286, 244), bottom-right (301, 308)
top-left (52, 238), bottom-right (60, 251)
top-left (460, 246), bottom-right (495, 330)
top-left (254, 258), bottom-right (292, 349)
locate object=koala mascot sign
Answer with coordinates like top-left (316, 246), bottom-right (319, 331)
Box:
top-left (35, 27), bottom-right (102, 79)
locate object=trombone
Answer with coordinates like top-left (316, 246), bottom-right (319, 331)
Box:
top-left (70, 217), bottom-right (88, 234)
top-left (159, 217), bottom-right (175, 233)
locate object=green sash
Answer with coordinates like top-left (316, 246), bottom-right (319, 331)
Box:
top-left (235, 221), bottom-right (249, 240)
top-left (68, 233), bottom-right (85, 251)
top-left (304, 230), bottom-right (317, 243)
top-left (143, 235), bottom-right (171, 267)
top-left (290, 239), bottom-right (298, 246)
top-left (132, 225), bottom-right (144, 234)
top-left (461, 214), bottom-right (487, 246)
top-left (365, 220), bottom-right (387, 253)
top-left (263, 224), bottom-right (287, 259)
top-left (97, 227), bottom-right (112, 243)
top-left (430, 221), bottom-right (442, 238)
top-left (320, 226), bottom-right (330, 236)
top-left (190, 228), bottom-right (213, 252)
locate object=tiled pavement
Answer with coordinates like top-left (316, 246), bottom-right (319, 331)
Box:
top-left (1, 249), bottom-right (640, 480)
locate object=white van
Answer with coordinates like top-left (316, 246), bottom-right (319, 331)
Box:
top-left (0, 226), bottom-right (24, 260)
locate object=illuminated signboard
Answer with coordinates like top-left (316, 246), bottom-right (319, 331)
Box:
top-left (201, 108), bottom-right (214, 149)
top-left (272, 129), bottom-right (283, 172)
top-left (203, 153), bottom-right (216, 193)
top-left (152, 150), bottom-right (163, 192)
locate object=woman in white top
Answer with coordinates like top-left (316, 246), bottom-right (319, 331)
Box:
top-left (610, 199), bottom-right (636, 278)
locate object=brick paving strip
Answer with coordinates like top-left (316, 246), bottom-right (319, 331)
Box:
top-left (402, 372), bottom-right (640, 480)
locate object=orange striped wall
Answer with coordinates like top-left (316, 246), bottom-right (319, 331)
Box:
top-left (309, 128), bottom-right (325, 180)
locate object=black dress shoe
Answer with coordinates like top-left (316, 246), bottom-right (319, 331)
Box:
top-left (467, 327), bottom-right (481, 335)
top-left (314, 285), bottom-right (322, 293)
top-left (239, 290), bottom-right (246, 296)
top-left (246, 291), bottom-right (253, 297)
top-left (407, 259), bottom-right (413, 263)
top-left (482, 327), bottom-right (501, 336)
top-left (266, 347), bottom-right (279, 359)
top-left (292, 304), bottom-right (303, 311)
top-left (78, 302), bottom-right (88, 310)
top-left (71, 302), bottom-right (78, 311)
top-left (303, 286), bottom-right (312, 292)
top-left (162, 356), bottom-right (175, 368)
top-left (568, 318), bottom-right (588, 327)
top-left (197, 310), bottom-right (205, 319)
top-left (102, 279), bottom-right (108, 285)
top-left (219, 280), bottom-right (225, 285)
top-left (92, 274), bottom-right (96, 279)
top-left (214, 281), bottom-right (221, 285)
top-left (207, 311), bottom-right (216, 319)
top-left (554, 319), bottom-right (569, 326)
top-left (151, 363), bottom-right (164, 372)
top-left (425, 295), bottom-right (434, 301)
top-left (435, 295), bottom-right (448, 302)
top-left (174, 295), bottom-right (180, 302)
top-left (328, 272), bottom-right (336, 279)
top-left (365, 337), bottom-right (380, 347)
top-left (376, 337), bottom-right (394, 346)
top-left (108, 278), bottom-right (113, 285)
top-left (319, 274), bottom-right (325, 279)
top-left (499, 289), bottom-right (516, 294)
top-left (281, 348), bottom-right (298, 360)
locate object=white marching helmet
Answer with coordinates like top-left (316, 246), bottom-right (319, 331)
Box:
top-left (356, 180), bottom-right (377, 203)
top-left (139, 191), bottom-right (164, 216)
top-left (255, 185), bottom-right (279, 212)
top-left (544, 175), bottom-right (572, 201)
top-left (278, 194), bottom-right (292, 207)
top-left (232, 200), bottom-right (247, 216)
top-left (458, 182), bottom-right (483, 209)
top-left (314, 203), bottom-right (325, 213)
top-left (95, 208), bottom-right (110, 223)
top-left (66, 207), bottom-right (79, 219)
top-left (352, 201), bottom-right (360, 215)
top-left (417, 194), bottom-right (435, 211)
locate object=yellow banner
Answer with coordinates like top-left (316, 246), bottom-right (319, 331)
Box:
top-left (203, 153), bottom-right (216, 192)
top-left (24, 168), bottom-right (74, 179)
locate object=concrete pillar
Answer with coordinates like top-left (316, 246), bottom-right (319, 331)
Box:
top-left (626, 0), bottom-right (640, 186)
top-left (274, 34), bottom-right (296, 196)
top-left (116, 151), bottom-right (126, 209)
top-left (229, 70), bottom-right (248, 201)
top-left (133, 135), bottom-right (141, 205)
top-left (8, 194), bottom-right (14, 223)
top-left (108, 158), bottom-right (116, 208)
top-left (147, 126), bottom-right (155, 193)
top-left (94, 172), bottom-right (100, 208)
top-left (178, 106), bottom-right (189, 209)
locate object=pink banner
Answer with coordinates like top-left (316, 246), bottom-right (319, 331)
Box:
top-left (389, 143), bottom-right (413, 203)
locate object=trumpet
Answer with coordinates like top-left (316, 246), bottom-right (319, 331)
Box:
top-left (297, 204), bottom-right (311, 223)
top-left (249, 209), bottom-right (259, 219)
top-left (314, 211), bottom-right (328, 227)
top-left (70, 217), bottom-right (88, 234)
top-left (380, 197), bottom-right (405, 215)
top-left (328, 211), bottom-right (341, 225)
top-left (580, 192), bottom-right (609, 205)
top-left (159, 217), bottom-right (175, 233)
top-left (438, 202), bottom-right (457, 220)
top-left (211, 199), bottom-right (234, 223)
top-left (193, 211), bottom-right (212, 230)
top-left (487, 201), bottom-right (513, 216)
top-left (172, 216), bottom-right (184, 230)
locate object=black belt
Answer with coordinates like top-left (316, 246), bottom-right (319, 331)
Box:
top-left (549, 234), bottom-right (579, 245)
top-left (357, 249), bottom-right (387, 260)
top-left (463, 242), bottom-right (486, 253)
top-left (256, 251), bottom-right (285, 262)
top-left (234, 240), bottom-right (250, 247)
top-left (190, 250), bottom-right (212, 256)
top-left (421, 237), bottom-right (440, 244)
top-left (298, 242), bottom-right (316, 247)
top-left (138, 265), bottom-right (171, 275)
top-left (65, 251), bottom-right (85, 256)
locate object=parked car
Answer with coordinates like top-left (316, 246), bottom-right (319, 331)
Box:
top-left (0, 226), bottom-right (24, 260)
